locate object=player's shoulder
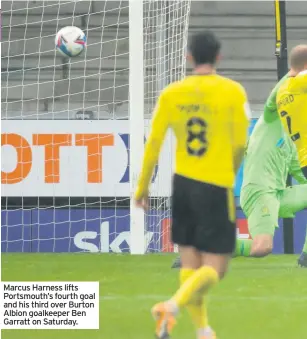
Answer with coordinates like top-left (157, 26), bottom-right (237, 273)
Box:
top-left (276, 78), bottom-right (290, 95)
top-left (158, 80), bottom-right (185, 99)
top-left (161, 80), bottom-right (183, 94)
top-left (216, 76), bottom-right (251, 119)
top-left (279, 71), bottom-right (307, 90)
top-left (297, 70), bottom-right (307, 77)
top-left (161, 75), bottom-right (247, 101)
top-left (271, 74), bottom-right (289, 95)
top-left (293, 70), bottom-right (307, 87)
top-left (217, 75), bottom-right (247, 96)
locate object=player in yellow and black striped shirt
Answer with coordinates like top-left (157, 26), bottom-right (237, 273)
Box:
top-left (134, 31), bottom-right (250, 339)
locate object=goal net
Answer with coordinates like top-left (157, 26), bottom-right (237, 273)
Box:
top-left (1, 0), bottom-right (191, 254)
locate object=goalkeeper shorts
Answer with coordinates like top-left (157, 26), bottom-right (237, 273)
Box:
top-left (241, 184), bottom-right (307, 238)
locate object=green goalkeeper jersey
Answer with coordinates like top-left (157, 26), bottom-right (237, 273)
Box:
top-left (263, 74), bottom-right (288, 123)
top-left (242, 76), bottom-right (307, 191)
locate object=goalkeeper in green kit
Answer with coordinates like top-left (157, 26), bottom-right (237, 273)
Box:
top-left (172, 72), bottom-right (307, 269)
top-left (235, 73), bottom-right (307, 266)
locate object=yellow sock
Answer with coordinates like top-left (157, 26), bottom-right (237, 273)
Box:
top-left (180, 269), bottom-right (208, 329)
top-left (173, 266), bottom-right (219, 308)
top-left (187, 293), bottom-right (208, 330)
top-left (180, 268), bottom-right (195, 285)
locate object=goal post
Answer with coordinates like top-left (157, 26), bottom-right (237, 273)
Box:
top-left (129, 0), bottom-right (145, 255)
top-left (1, 0), bottom-right (191, 254)
top-left (129, 0), bottom-right (192, 254)
top-left (144, 0), bottom-right (191, 253)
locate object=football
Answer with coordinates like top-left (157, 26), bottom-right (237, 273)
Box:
top-left (55, 26), bottom-right (86, 57)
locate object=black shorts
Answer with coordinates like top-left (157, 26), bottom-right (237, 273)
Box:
top-left (302, 166), bottom-right (307, 179)
top-left (171, 174), bottom-right (236, 254)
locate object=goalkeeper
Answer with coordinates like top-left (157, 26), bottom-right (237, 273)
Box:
top-left (235, 74), bottom-right (307, 266)
top-left (172, 74), bottom-right (307, 269)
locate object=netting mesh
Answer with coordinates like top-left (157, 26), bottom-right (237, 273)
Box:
top-left (1, 0), bottom-right (191, 253)
top-left (144, 0), bottom-right (191, 252)
top-left (2, 0), bottom-right (131, 119)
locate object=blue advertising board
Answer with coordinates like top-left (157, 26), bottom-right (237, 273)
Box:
top-left (1, 209), bottom-right (169, 253)
top-left (294, 210), bottom-right (307, 253)
top-left (2, 208), bottom-right (306, 254)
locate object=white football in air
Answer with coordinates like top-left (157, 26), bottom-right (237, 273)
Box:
top-left (55, 26), bottom-right (86, 57)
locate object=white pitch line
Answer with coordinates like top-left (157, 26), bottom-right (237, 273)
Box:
top-left (100, 295), bottom-right (307, 302)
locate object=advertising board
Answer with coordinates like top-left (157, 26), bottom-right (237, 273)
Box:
top-left (2, 119), bottom-right (258, 197)
top-left (1, 120), bottom-right (173, 197)
top-left (2, 209), bottom-right (306, 254)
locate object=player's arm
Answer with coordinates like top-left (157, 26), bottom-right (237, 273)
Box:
top-left (263, 91), bottom-right (279, 123)
top-left (263, 73), bottom-right (288, 123)
top-left (232, 85), bottom-right (250, 174)
top-left (289, 145), bottom-right (307, 184)
top-left (134, 91), bottom-right (169, 203)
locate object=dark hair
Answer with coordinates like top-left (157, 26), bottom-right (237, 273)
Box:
top-left (188, 31), bottom-right (221, 65)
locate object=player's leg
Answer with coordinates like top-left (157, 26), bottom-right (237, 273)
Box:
top-left (173, 246), bottom-right (220, 338)
top-left (234, 238), bottom-right (253, 257)
top-left (153, 179), bottom-right (235, 339)
top-left (152, 175), bottom-right (218, 338)
top-left (235, 185), bottom-right (258, 257)
top-left (155, 252), bottom-right (219, 337)
top-left (247, 194), bottom-right (280, 257)
top-left (298, 243), bottom-right (307, 267)
top-left (156, 246), bottom-right (221, 338)
top-left (190, 187), bottom-right (235, 338)
top-left (171, 229), bottom-right (234, 339)
top-left (236, 191), bottom-right (280, 257)
top-left (176, 185), bottom-right (235, 338)
top-left (279, 184), bottom-right (307, 267)
top-left (171, 256), bottom-right (181, 268)
top-left (176, 254), bottom-right (207, 336)
top-left (279, 184), bottom-right (307, 217)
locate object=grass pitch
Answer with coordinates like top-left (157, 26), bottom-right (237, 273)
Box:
top-left (1, 254), bottom-right (306, 339)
